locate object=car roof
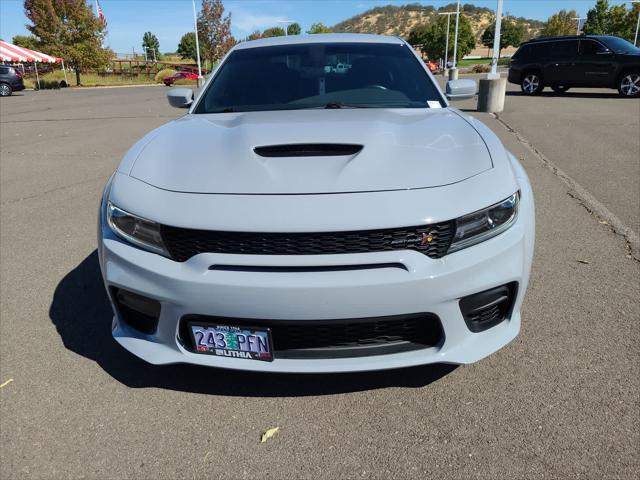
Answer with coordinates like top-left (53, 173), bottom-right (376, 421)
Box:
top-left (523, 35), bottom-right (615, 45)
top-left (233, 33), bottom-right (405, 51)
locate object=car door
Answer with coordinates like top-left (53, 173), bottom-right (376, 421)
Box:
top-left (575, 39), bottom-right (617, 87)
top-left (543, 40), bottom-right (579, 86)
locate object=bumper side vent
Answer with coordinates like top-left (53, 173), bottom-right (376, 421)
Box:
top-left (459, 282), bottom-right (518, 333)
top-left (111, 287), bottom-right (161, 335)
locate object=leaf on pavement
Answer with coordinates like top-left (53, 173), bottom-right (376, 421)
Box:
top-left (260, 427), bottom-right (279, 443)
top-left (576, 260), bottom-right (591, 264)
top-left (0, 378), bottom-right (14, 389)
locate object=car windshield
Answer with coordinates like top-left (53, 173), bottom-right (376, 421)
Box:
top-left (194, 42), bottom-right (444, 113)
top-left (600, 36), bottom-right (640, 54)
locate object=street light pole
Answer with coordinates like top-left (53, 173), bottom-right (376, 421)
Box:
top-left (192, 0), bottom-right (203, 85)
top-left (632, 1), bottom-right (640, 46)
top-left (438, 12), bottom-right (456, 77)
top-left (489, 0), bottom-right (503, 78)
top-left (477, 0), bottom-right (507, 113)
top-left (452, 0), bottom-right (461, 68)
top-left (572, 17), bottom-right (586, 35)
top-left (445, 14), bottom-right (450, 73)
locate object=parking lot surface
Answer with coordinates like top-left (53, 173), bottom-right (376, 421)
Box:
top-left (437, 74), bottom-right (640, 234)
top-left (1, 86), bottom-right (638, 479)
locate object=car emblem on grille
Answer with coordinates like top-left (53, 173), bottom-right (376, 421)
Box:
top-left (421, 232), bottom-right (435, 245)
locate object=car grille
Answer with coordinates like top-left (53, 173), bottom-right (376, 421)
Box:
top-left (161, 221), bottom-right (455, 262)
top-left (180, 313), bottom-right (443, 359)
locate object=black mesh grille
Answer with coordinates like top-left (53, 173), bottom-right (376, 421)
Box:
top-left (180, 313), bottom-right (443, 359)
top-left (162, 221), bottom-right (455, 262)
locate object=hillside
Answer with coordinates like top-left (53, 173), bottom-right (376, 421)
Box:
top-left (332, 3), bottom-right (545, 45)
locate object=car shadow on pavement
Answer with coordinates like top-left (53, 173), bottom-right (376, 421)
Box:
top-left (506, 90), bottom-right (625, 99)
top-left (50, 251), bottom-right (457, 397)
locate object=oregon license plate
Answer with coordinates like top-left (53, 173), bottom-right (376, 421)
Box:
top-left (189, 324), bottom-right (273, 362)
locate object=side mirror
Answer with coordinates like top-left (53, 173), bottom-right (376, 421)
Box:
top-left (446, 79), bottom-right (477, 101)
top-left (167, 88), bottom-right (194, 109)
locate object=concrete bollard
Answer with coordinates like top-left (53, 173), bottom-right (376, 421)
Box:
top-left (448, 68), bottom-right (459, 81)
top-left (477, 77), bottom-right (507, 113)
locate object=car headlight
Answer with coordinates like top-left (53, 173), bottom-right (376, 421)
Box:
top-left (107, 202), bottom-right (169, 256)
top-left (449, 192), bottom-right (519, 253)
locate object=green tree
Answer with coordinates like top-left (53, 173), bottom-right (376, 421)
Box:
top-left (287, 22), bottom-right (301, 35)
top-left (583, 0), bottom-right (611, 35)
top-left (24, 0), bottom-right (112, 86)
top-left (407, 14), bottom-right (475, 61)
top-left (261, 27), bottom-right (286, 38)
top-left (612, 3), bottom-right (640, 42)
top-left (307, 22), bottom-right (333, 34)
top-left (198, 0), bottom-right (235, 67)
top-left (481, 19), bottom-right (525, 57)
top-left (12, 34), bottom-right (38, 50)
top-left (245, 30), bottom-right (262, 41)
top-left (540, 9), bottom-right (579, 37)
top-left (582, 0), bottom-right (639, 41)
top-left (142, 31), bottom-right (160, 60)
top-left (177, 32), bottom-right (202, 62)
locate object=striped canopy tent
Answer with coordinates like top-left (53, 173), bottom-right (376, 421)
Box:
top-left (0, 40), bottom-right (67, 89)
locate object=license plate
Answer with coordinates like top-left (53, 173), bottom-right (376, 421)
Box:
top-left (189, 323), bottom-right (273, 362)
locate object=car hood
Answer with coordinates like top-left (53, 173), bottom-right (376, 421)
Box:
top-left (127, 108), bottom-right (493, 194)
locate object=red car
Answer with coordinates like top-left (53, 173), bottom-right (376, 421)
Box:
top-left (163, 71), bottom-right (198, 86)
top-left (426, 60), bottom-right (439, 74)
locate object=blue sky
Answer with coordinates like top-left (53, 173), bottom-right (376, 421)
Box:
top-left (0, 0), bottom-right (633, 54)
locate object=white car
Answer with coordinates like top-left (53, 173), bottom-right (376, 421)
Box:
top-left (98, 34), bottom-right (535, 373)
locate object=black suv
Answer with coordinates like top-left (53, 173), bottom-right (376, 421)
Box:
top-left (0, 65), bottom-right (26, 97)
top-left (508, 35), bottom-right (640, 97)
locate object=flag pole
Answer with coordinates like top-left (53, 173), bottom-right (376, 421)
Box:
top-left (192, 0), bottom-right (203, 86)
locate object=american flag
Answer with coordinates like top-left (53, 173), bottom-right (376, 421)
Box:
top-left (96, 0), bottom-right (107, 26)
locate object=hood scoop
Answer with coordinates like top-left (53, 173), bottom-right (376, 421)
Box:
top-left (254, 143), bottom-right (363, 157)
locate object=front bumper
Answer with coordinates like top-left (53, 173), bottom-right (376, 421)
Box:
top-left (98, 190), bottom-right (534, 373)
top-left (507, 68), bottom-right (522, 85)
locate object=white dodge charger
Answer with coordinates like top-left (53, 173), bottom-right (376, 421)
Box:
top-left (98, 34), bottom-right (535, 373)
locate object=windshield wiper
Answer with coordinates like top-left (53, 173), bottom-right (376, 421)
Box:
top-left (323, 102), bottom-right (372, 109)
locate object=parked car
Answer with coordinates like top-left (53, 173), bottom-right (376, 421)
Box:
top-left (98, 34), bottom-right (535, 372)
top-left (426, 60), bottom-right (439, 74)
top-left (508, 35), bottom-right (640, 97)
top-left (163, 71), bottom-right (198, 86)
top-left (0, 65), bottom-right (25, 96)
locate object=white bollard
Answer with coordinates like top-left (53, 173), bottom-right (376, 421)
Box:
top-left (477, 77), bottom-right (507, 113)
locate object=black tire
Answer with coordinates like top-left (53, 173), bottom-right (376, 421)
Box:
top-left (617, 72), bottom-right (640, 97)
top-left (551, 86), bottom-right (570, 93)
top-left (520, 71), bottom-right (544, 95)
top-left (0, 83), bottom-right (12, 97)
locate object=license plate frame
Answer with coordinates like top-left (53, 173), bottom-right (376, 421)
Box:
top-left (187, 321), bottom-right (274, 362)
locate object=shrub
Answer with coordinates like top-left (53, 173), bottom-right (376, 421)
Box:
top-left (471, 64), bottom-right (491, 73)
top-left (498, 57), bottom-right (511, 67)
top-left (34, 79), bottom-right (62, 90)
top-left (172, 78), bottom-right (197, 86)
top-left (155, 68), bottom-right (177, 83)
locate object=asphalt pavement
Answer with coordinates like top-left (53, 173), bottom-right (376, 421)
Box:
top-left (437, 73), bottom-right (640, 235)
top-left (0, 85), bottom-right (638, 479)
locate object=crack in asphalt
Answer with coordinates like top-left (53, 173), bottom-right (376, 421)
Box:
top-left (494, 113), bottom-right (640, 262)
